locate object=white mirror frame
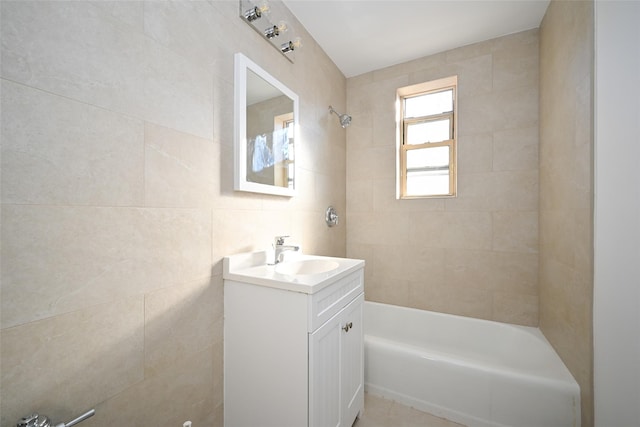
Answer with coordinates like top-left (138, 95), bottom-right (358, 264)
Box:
top-left (234, 53), bottom-right (299, 197)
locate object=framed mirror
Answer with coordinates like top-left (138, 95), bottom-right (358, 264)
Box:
top-left (234, 53), bottom-right (298, 197)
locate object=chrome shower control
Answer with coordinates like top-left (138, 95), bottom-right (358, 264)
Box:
top-left (325, 206), bottom-right (339, 227)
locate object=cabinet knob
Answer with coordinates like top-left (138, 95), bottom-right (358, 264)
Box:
top-left (342, 322), bottom-right (353, 332)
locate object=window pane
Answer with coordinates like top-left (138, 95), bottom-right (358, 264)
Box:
top-left (406, 146), bottom-right (450, 196)
top-left (404, 89), bottom-right (453, 118)
top-left (406, 146), bottom-right (449, 169)
top-left (406, 172), bottom-right (450, 196)
top-left (406, 118), bottom-right (451, 144)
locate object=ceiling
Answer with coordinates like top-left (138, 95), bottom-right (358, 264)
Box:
top-left (282, 0), bottom-right (550, 78)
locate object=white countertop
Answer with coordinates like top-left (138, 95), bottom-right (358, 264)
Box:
top-left (223, 251), bottom-right (365, 294)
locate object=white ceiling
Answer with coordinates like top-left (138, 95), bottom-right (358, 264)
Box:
top-left (282, 0), bottom-right (550, 78)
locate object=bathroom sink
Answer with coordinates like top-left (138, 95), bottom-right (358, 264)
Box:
top-left (223, 251), bottom-right (365, 294)
top-left (275, 259), bottom-right (340, 276)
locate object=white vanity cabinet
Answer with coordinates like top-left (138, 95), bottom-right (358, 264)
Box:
top-left (309, 293), bottom-right (364, 427)
top-left (223, 253), bottom-right (365, 427)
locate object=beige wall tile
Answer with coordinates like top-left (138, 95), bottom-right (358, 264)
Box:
top-left (457, 92), bottom-right (495, 135)
top-left (492, 30), bottom-right (539, 91)
top-left (347, 212), bottom-right (410, 246)
top-left (1, 1), bottom-right (213, 139)
top-left (346, 242), bottom-right (375, 286)
top-left (492, 211), bottom-right (538, 254)
top-left (347, 146), bottom-right (396, 181)
top-left (1, 205), bottom-right (212, 328)
top-left (347, 179), bottom-right (374, 214)
top-left (1, 1), bottom-right (346, 425)
top-left (1, 80), bottom-right (144, 206)
top-left (346, 30), bottom-right (540, 325)
top-left (539, 1), bottom-right (594, 424)
top-left (144, 1), bottom-right (229, 69)
top-left (457, 133), bottom-right (493, 174)
top-left (371, 110), bottom-right (398, 148)
top-left (446, 170), bottom-right (538, 212)
top-left (402, 246), bottom-right (447, 284)
top-left (345, 111), bottom-right (374, 150)
top-left (490, 84), bottom-right (539, 132)
top-left (407, 211), bottom-right (493, 250)
top-left (493, 126), bottom-right (539, 172)
top-left (493, 292), bottom-right (539, 326)
top-left (445, 249), bottom-right (538, 296)
top-left (0, 297), bottom-right (144, 426)
top-left (453, 54), bottom-right (493, 98)
top-left (144, 276), bottom-right (222, 377)
top-left (365, 278), bottom-right (410, 308)
top-left (408, 280), bottom-right (494, 320)
top-left (94, 345), bottom-right (219, 427)
top-left (445, 39), bottom-right (493, 63)
top-left (144, 123), bottom-right (218, 208)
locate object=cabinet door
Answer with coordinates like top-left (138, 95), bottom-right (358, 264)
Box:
top-left (309, 310), bottom-right (342, 427)
top-left (341, 294), bottom-right (364, 427)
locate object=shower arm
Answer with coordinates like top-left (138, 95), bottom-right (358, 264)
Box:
top-left (328, 105), bottom-right (352, 128)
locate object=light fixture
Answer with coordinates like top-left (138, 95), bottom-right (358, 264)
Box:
top-left (329, 106), bottom-right (352, 128)
top-left (281, 37), bottom-right (302, 53)
top-left (264, 21), bottom-right (288, 39)
top-left (239, 0), bottom-right (301, 62)
top-left (244, 1), bottom-right (269, 22)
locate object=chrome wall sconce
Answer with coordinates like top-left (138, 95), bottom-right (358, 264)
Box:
top-left (240, 0), bottom-right (302, 62)
top-left (244, 2), bottom-right (269, 21)
top-left (265, 21), bottom-right (287, 39)
top-left (280, 37), bottom-right (302, 53)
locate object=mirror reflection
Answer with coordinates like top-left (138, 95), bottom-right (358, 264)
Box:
top-left (234, 53), bottom-right (298, 197)
top-left (246, 69), bottom-right (294, 188)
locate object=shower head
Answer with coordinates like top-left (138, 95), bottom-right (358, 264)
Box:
top-left (328, 106), bottom-right (352, 128)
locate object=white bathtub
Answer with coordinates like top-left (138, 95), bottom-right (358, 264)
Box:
top-left (364, 301), bottom-right (581, 427)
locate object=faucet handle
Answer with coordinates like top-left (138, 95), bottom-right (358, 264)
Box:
top-left (274, 235), bottom-right (290, 246)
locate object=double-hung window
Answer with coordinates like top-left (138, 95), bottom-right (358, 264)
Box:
top-left (397, 75), bottom-right (457, 198)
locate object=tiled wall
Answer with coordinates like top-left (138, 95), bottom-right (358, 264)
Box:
top-left (346, 30), bottom-right (540, 326)
top-left (539, 1), bottom-right (594, 426)
top-left (0, 1), bottom-right (346, 426)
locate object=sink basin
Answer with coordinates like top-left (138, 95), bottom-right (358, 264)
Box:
top-left (275, 259), bottom-right (340, 276)
top-left (223, 251), bottom-right (365, 294)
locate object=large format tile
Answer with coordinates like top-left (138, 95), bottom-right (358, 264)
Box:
top-left (0, 297), bottom-right (144, 427)
top-left (144, 123), bottom-right (218, 208)
top-left (407, 211), bottom-right (493, 251)
top-left (445, 249), bottom-right (538, 296)
top-left (1, 205), bottom-right (211, 328)
top-left (493, 126), bottom-right (539, 172)
top-left (91, 345), bottom-right (220, 427)
top-left (1, 80), bottom-right (144, 206)
top-left (492, 211), bottom-right (538, 254)
top-left (144, 276), bottom-right (223, 377)
top-left (1, 1), bottom-right (213, 139)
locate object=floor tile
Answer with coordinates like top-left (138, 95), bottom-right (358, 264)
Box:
top-left (353, 393), bottom-right (466, 427)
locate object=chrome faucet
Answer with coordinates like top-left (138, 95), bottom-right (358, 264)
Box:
top-left (274, 235), bottom-right (300, 263)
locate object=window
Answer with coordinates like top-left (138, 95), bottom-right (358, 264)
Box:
top-left (273, 113), bottom-right (295, 188)
top-left (397, 76), bottom-right (457, 198)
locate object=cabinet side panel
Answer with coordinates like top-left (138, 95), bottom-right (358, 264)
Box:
top-left (224, 281), bottom-right (308, 427)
